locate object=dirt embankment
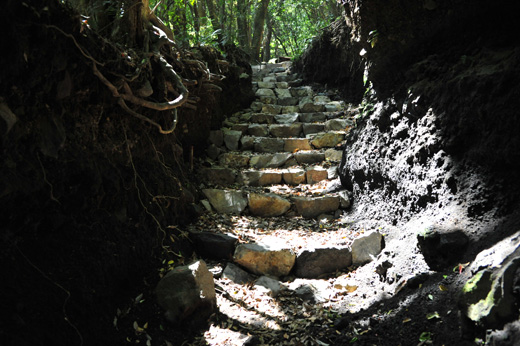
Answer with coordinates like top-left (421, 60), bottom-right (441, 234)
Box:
top-left (0, 1), bottom-right (252, 345)
top-left (295, 0), bottom-right (520, 344)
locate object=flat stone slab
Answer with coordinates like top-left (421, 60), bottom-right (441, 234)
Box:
top-left (283, 168), bottom-right (306, 185)
top-left (299, 101), bottom-right (325, 113)
top-left (219, 153), bottom-right (250, 168)
top-left (281, 106), bottom-right (299, 114)
top-left (248, 193), bottom-right (291, 217)
top-left (256, 88), bottom-right (275, 97)
top-left (311, 132), bottom-right (345, 148)
top-left (234, 243), bottom-right (295, 277)
top-left (262, 104), bottom-right (282, 115)
top-left (203, 189), bottom-right (248, 214)
top-left (303, 123), bottom-right (325, 135)
top-left (248, 124), bottom-right (269, 137)
top-left (325, 118), bottom-right (352, 131)
top-left (324, 148), bottom-right (343, 162)
top-left (238, 170), bottom-right (283, 186)
top-left (306, 166), bottom-right (328, 184)
top-left (290, 86), bottom-right (313, 97)
top-left (250, 153), bottom-right (293, 168)
top-left (351, 231), bottom-right (384, 265)
top-left (257, 81), bottom-right (275, 89)
top-left (284, 138), bottom-right (311, 152)
top-left (293, 196), bottom-right (340, 218)
top-left (294, 151), bottom-right (325, 164)
top-left (295, 247), bottom-right (352, 278)
top-left (250, 113), bottom-right (275, 124)
top-left (299, 113), bottom-right (327, 123)
top-left (314, 95), bottom-right (331, 103)
top-left (275, 113), bottom-right (300, 124)
top-left (269, 123), bottom-right (302, 138)
top-left (275, 88), bottom-right (293, 99)
top-left (254, 137), bottom-right (284, 153)
top-left (240, 136), bottom-right (255, 150)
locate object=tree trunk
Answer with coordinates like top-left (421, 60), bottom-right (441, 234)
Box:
top-left (251, 0), bottom-right (270, 62)
top-left (262, 12), bottom-right (272, 62)
top-left (205, 0), bottom-right (223, 43)
top-left (236, 0), bottom-right (250, 52)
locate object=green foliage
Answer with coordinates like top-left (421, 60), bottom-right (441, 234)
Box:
top-left (148, 0), bottom-right (340, 59)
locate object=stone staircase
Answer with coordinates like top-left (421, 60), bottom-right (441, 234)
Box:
top-left (190, 62), bottom-right (383, 281)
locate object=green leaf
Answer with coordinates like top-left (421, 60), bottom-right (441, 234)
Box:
top-left (419, 332), bottom-right (432, 342)
top-left (426, 312), bottom-right (440, 320)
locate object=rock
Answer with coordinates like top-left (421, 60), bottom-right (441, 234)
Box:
top-left (290, 86), bottom-right (313, 97)
top-left (283, 168), bottom-right (306, 185)
top-left (209, 130), bottom-right (223, 147)
top-left (269, 123), bottom-right (302, 138)
top-left (240, 136), bottom-right (255, 150)
top-left (459, 231), bottom-right (520, 328)
top-left (311, 132), bottom-right (345, 148)
top-left (250, 113), bottom-right (274, 124)
top-left (287, 279), bottom-right (329, 303)
top-left (191, 232), bottom-right (237, 260)
top-left (231, 124), bottom-right (249, 135)
top-left (259, 96), bottom-right (277, 104)
top-left (284, 138), bottom-right (311, 152)
top-left (294, 247), bottom-right (352, 278)
top-left (223, 262), bottom-right (252, 285)
top-left (234, 242), bottom-right (295, 277)
top-left (254, 276), bottom-right (284, 297)
top-left (275, 113), bottom-right (300, 124)
top-left (324, 101), bottom-right (344, 112)
top-left (278, 97), bottom-right (299, 106)
top-left (338, 191), bottom-right (351, 209)
top-left (248, 124), bottom-right (269, 137)
top-left (294, 151), bottom-right (325, 164)
top-left (255, 88), bottom-right (275, 98)
top-left (238, 170), bottom-right (282, 186)
top-left (485, 320), bottom-right (520, 346)
top-left (156, 260), bottom-right (216, 323)
top-left (299, 113), bottom-right (327, 123)
top-left (201, 199), bottom-right (212, 212)
top-left (276, 82), bottom-right (289, 89)
top-left (303, 123), bottom-right (325, 135)
top-left (240, 113), bottom-right (252, 122)
top-left (207, 144), bottom-right (224, 160)
top-left (275, 88), bottom-right (292, 99)
top-left (202, 189), bottom-right (248, 214)
top-left (254, 137), bottom-right (284, 153)
top-left (306, 166), bottom-right (328, 184)
top-left (281, 106), bottom-right (300, 113)
top-left (219, 153), bottom-right (250, 168)
top-left (263, 76), bottom-right (277, 83)
top-left (261, 104), bottom-right (282, 115)
top-left (417, 224), bottom-right (469, 271)
top-left (299, 100), bottom-right (325, 113)
top-left (250, 153), bottom-right (293, 168)
top-left (293, 196), bottom-right (340, 218)
top-left (200, 167), bottom-right (236, 186)
top-left (351, 231), bottom-right (384, 265)
top-left (257, 81), bottom-right (275, 89)
top-left (314, 95), bottom-right (331, 103)
top-left (324, 148), bottom-right (343, 162)
top-left (248, 193), bottom-right (291, 217)
top-left (250, 101), bottom-right (264, 112)
top-left (325, 118), bottom-right (351, 131)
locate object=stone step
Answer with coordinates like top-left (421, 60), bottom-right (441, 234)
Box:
top-left (201, 189), bottom-right (348, 219)
top-left (226, 118), bottom-right (353, 138)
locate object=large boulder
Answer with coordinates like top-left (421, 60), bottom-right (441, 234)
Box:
top-left (293, 196), bottom-right (339, 218)
top-left (460, 231), bottom-right (520, 329)
top-left (234, 242), bottom-right (295, 277)
top-left (191, 232), bottom-right (237, 260)
top-left (156, 260), bottom-right (216, 324)
top-left (294, 247), bottom-right (352, 278)
top-left (248, 193), bottom-right (291, 217)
